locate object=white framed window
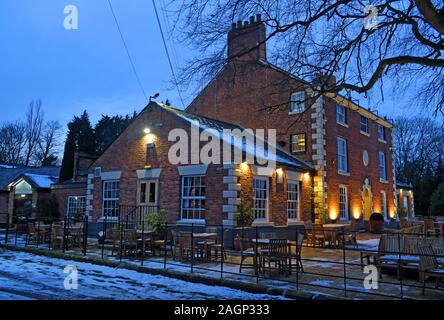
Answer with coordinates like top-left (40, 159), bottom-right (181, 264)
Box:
top-left (290, 91), bottom-right (305, 114)
top-left (339, 185), bottom-right (349, 220)
top-left (287, 181), bottom-right (300, 220)
top-left (379, 152), bottom-right (387, 181)
top-left (336, 104), bottom-right (347, 125)
top-left (67, 196), bottom-right (86, 218)
top-left (102, 180), bottom-right (120, 217)
top-left (253, 177), bottom-right (269, 220)
top-left (360, 115), bottom-right (369, 134)
top-left (337, 137), bottom-right (348, 173)
top-left (377, 124), bottom-right (386, 141)
top-left (290, 133), bottom-right (306, 153)
top-left (181, 175), bottom-right (206, 220)
top-left (380, 191), bottom-right (387, 220)
top-left (138, 180), bottom-right (158, 205)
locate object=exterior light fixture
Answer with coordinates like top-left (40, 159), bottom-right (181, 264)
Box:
top-left (276, 168), bottom-right (284, 184)
top-left (240, 161), bottom-right (249, 171)
top-left (303, 172), bottom-right (310, 181)
top-left (329, 209), bottom-right (338, 221)
top-left (353, 208), bottom-right (361, 220)
top-left (144, 128), bottom-right (151, 134)
top-left (276, 168), bottom-right (284, 175)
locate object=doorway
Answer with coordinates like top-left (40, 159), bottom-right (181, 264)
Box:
top-left (138, 180), bottom-right (158, 207)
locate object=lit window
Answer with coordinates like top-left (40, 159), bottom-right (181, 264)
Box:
top-left (360, 115), bottom-right (369, 134)
top-left (181, 176), bottom-right (206, 220)
top-left (290, 133), bottom-right (306, 153)
top-left (377, 124), bottom-right (386, 141)
top-left (287, 181), bottom-right (300, 220)
top-left (290, 91), bottom-right (305, 114)
top-left (337, 137), bottom-right (348, 173)
top-left (336, 104), bottom-right (347, 125)
top-left (67, 196), bottom-right (86, 218)
top-left (380, 191), bottom-right (387, 219)
top-left (103, 180), bottom-right (120, 217)
top-left (139, 181), bottom-right (157, 205)
top-left (379, 152), bottom-right (387, 181)
top-left (339, 185), bottom-right (349, 220)
top-left (253, 177), bottom-right (269, 220)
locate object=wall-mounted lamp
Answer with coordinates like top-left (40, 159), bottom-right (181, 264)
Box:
top-left (276, 168), bottom-right (284, 184)
top-left (149, 93), bottom-right (160, 102)
top-left (240, 161), bottom-right (249, 172)
top-left (144, 128), bottom-right (151, 134)
top-left (303, 172), bottom-right (310, 181)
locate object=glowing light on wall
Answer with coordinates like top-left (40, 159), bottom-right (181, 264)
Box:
top-left (276, 168), bottom-right (284, 183)
top-left (276, 168), bottom-right (284, 175)
top-left (240, 161), bottom-right (249, 172)
top-left (353, 208), bottom-right (361, 220)
top-left (303, 172), bottom-right (310, 181)
top-left (146, 134), bottom-right (155, 144)
top-left (389, 209), bottom-right (396, 219)
top-left (144, 128), bottom-right (151, 134)
top-left (329, 209), bottom-right (338, 221)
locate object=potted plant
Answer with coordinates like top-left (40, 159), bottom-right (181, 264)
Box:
top-left (369, 212), bottom-right (385, 234)
top-left (234, 201), bottom-right (254, 251)
top-left (145, 209), bottom-right (167, 238)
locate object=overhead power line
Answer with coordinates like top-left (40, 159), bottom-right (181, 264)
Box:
top-left (151, 0), bottom-right (186, 109)
top-left (107, 0), bottom-right (149, 103)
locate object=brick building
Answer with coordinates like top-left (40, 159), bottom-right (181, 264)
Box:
top-left (83, 103), bottom-right (314, 226)
top-left (186, 15), bottom-right (397, 224)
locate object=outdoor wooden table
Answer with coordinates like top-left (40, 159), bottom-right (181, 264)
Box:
top-left (435, 222), bottom-right (444, 235)
top-left (322, 224), bottom-right (350, 247)
top-left (250, 239), bottom-right (294, 274)
top-left (193, 233), bottom-right (217, 260)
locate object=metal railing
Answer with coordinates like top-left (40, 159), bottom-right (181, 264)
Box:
top-left (1, 210), bottom-right (443, 300)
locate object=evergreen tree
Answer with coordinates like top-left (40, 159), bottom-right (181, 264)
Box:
top-left (430, 183), bottom-right (444, 216)
top-left (59, 128), bottom-right (76, 182)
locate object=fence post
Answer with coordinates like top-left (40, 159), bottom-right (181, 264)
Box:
top-left (163, 222), bottom-right (168, 269)
top-left (220, 224), bottom-right (224, 279)
top-left (141, 211), bottom-right (145, 267)
top-left (255, 225), bottom-right (259, 284)
top-left (191, 223), bottom-right (194, 274)
top-left (62, 214), bottom-right (68, 253)
top-left (5, 212), bottom-right (9, 244)
top-left (101, 215), bottom-right (106, 260)
top-left (342, 231), bottom-right (347, 297)
top-left (397, 231), bottom-right (404, 299)
top-left (295, 228), bottom-right (299, 291)
top-left (36, 219), bottom-right (41, 248)
top-left (48, 220), bottom-right (52, 250)
top-left (119, 215), bottom-right (123, 262)
top-left (25, 216), bottom-right (30, 247)
top-left (83, 215), bottom-right (88, 256)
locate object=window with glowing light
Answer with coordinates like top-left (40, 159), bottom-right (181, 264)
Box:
top-left (287, 181), bottom-right (300, 220)
top-left (181, 176), bottom-right (206, 220)
top-left (67, 196), bottom-right (86, 218)
top-left (339, 185), bottom-right (349, 220)
top-left (290, 133), bottom-right (306, 153)
top-left (253, 177), bottom-right (269, 220)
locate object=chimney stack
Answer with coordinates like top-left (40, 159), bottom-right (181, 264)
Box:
top-left (312, 72), bottom-right (336, 90)
top-left (227, 14), bottom-right (266, 62)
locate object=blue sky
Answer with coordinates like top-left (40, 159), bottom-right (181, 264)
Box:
top-left (0, 0), bottom-right (434, 132)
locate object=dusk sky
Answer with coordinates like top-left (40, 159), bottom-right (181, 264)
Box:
top-left (0, 0), bottom-right (436, 133)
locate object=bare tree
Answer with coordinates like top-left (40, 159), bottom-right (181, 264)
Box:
top-left (168, 0), bottom-right (444, 115)
top-left (0, 122), bottom-right (27, 164)
top-left (35, 120), bottom-right (62, 166)
top-left (24, 99), bottom-right (44, 166)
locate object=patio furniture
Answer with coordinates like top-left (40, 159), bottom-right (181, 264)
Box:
top-left (418, 244), bottom-right (444, 295)
top-left (27, 223), bottom-right (43, 244)
top-left (261, 239), bottom-right (290, 276)
top-left (193, 232), bottom-right (217, 261)
top-left (120, 229), bottom-right (140, 257)
top-left (310, 223), bottom-right (326, 247)
top-left (207, 228), bottom-right (229, 261)
top-left (360, 235), bottom-right (385, 270)
top-left (425, 219), bottom-right (437, 237)
top-left (399, 220), bottom-right (412, 229)
top-left (151, 229), bottom-right (175, 257)
top-left (259, 232), bottom-right (277, 239)
top-left (434, 222), bottom-right (444, 236)
top-left (339, 221), bottom-right (358, 247)
top-left (288, 233), bottom-right (305, 273)
top-left (107, 229), bottom-right (121, 256)
top-left (51, 225), bottom-right (65, 249)
top-left (177, 232), bottom-right (203, 261)
top-left (323, 223), bottom-right (350, 247)
top-left (239, 237), bottom-right (259, 274)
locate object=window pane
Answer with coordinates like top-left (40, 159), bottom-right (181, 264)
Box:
top-left (149, 182), bottom-right (156, 203)
top-left (287, 181), bottom-right (299, 220)
top-left (291, 133), bottom-right (306, 153)
top-left (181, 175), bottom-right (205, 220)
top-left (253, 178), bottom-right (268, 220)
top-left (140, 183), bottom-right (147, 204)
top-left (290, 92), bottom-right (305, 113)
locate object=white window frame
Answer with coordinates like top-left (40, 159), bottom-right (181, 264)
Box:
top-left (337, 137), bottom-right (349, 174)
top-left (138, 180), bottom-right (158, 206)
top-left (360, 115), bottom-right (369, 135)
top-left (253, 177), bottom-right (269, 221)
top-left (377, 124), bottom-right (386, 142)
top-left (102, 180), bottom-right (120, 217)
top-left (290, 133), bottom-right (306, 153)
top-left (287, 180), bottom-right (300, 221)
top-left (339, 185), bottom-right (349, 220)
top-left (336, 104), bottom-right (347, 125)
top-left (379, 152), bottom-right (387, 181)
top-left (380, 191), bottom-right (388, 220)
top-left (289, 91), bottom-right (305, 114)
top-left (180, 175), bottom-right (206, 221)
top-left (67, 196), bottom-right (86, 218)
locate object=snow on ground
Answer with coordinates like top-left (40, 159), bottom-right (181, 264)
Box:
top-left (0, 249), bottom-right (287, 300)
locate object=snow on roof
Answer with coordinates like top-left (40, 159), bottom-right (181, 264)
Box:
top-left (23, 173), bottom-right (59, 189)
top-left (158, 103), bottom-right (314, 171)
top-left (0, 164), bottom-right (17, 169)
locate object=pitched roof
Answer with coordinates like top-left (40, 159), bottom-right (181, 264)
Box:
top-left (157, 103), bottom-right (314, 171)
top-left (0, 165), bottom-right (60, 190)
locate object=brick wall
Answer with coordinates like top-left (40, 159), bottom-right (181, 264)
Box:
top-left (52, 184), bottom-right (87, 218)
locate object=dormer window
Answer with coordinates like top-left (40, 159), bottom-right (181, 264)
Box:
top-left (290, 91), bottom-right (305, 114)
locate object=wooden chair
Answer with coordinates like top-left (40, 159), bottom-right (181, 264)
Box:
top-left (152, 229), bottom-right (175, 257)
top-left (312, 224), bottom-right (326, 247)
top-left (178, 232), bottom-right (203, 261)
top-left (418, 244), bottom-right (444, 295)
top-left (208, 228), bottom-right (229, 260)
top-left (27, 223), bottom-right (43, 244)
top-left (51, 225), bottom-right (65, 249)
top-left (261, 239), bottom-right (290, 276)
top-left (288, 233), bottom-right (305, 273)
top-left (239, 237), bottom-right (260, 274)
top-left (425, 219), bottom-right (437, 237)
top-left (339, 221), bottom-right (358, 247)
top-left (399, 220), bottom-right (411, 230)
top-left (360, 234), bottom-right (385, 270)
top-left (120, 229), bottom-right (139, 257)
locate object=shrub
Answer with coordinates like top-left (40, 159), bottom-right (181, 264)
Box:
top-left (236, 201), bottom-right (254, 227)
top-left (145, 209), bottom-right (167, 233)
top-left (370, 212), bottom-right (384, 221)
top-left (431, 183), bottom-right (444, 216)
top-left (35, 194), bottom-right (59, 220)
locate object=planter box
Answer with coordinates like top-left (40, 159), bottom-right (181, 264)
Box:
top-left (370, 220), bottom-right (385, 234)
